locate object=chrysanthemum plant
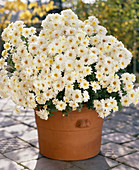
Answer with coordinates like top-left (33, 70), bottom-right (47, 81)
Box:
top-left (0, 9), bottom-right (138, 120)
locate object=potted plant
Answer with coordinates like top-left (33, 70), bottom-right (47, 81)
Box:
top-left (0, 9), bottom-right (138, 160)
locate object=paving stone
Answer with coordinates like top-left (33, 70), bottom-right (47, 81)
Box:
top-left (101, 143), bottom-right (134, 159)
top-left (72, 155), bottom-right (119, 170)
top-left (101, 137), bottom-right (110, 145)
top-left (11, 112), bottom-right (34, 122)
top-left (19, 129), bottom-right (38, 141)
top-left (22, 157), bottom-right (72, 170)
top-left (0, 129), bottom-right (14, 141)
top-left (28, 138), bottom-right (39, 148)
top-left (121, 107), bottom-right (137, 114)
top-left (0, 98), bottom-right (138, 170)
top-left (132, 119), bottom-right (139, 126)
top-left (103, 120), bottom-right (126, 130)
top-left (111, 164), bottom-right (136, 170)
top-left (0, 158), bottom-right (23, 170)
top-left (4, 147), bottom-right (41, 162)
top-left (102, 133), bottom-right (135, 144)
top-left (1, 124), bottom-right (34, 137)
top-left (117, 152), bottom-right (139, 169)
top-left (0, 114), bottom-right (5, 118)
top-left (110, 113), bottom-right (133, 123)
top-left (115, 124), bottom-right (139, 136)
top-left (0, 116), bottom-right (18, 128)
top-left (21, 118), bottom-right (37, 128)
top-left (63, 166), bottom-right (83, 170)
top-left (0, 111), bottom-right (12, 117)
top-left (0, 98), bottom-right (12, 107)
top-left (102, 128), bottom-right (114, 136)
top-left (0, 153), bottom-right (5, 159)
top-left (0, 98), bottom-right (16, 111)
top-left (0, 137), bottom-right (30, 153)
top-left (125, 110), bottom-right (139, 117)
top-left (124, 139), bottom-right (139, 150)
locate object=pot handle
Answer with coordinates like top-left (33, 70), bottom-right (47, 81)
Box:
top-left (76, 119), bottom-right (91, 128)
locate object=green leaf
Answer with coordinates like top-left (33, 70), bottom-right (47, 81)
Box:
top-left (118, 102), bottom-right (123, 112)
top-left (36, 105), bottom-right (40, 111)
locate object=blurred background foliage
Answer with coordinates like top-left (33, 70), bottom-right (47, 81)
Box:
top-left (0, 0), bottom-right (55, 28)
top-left (0, 0), bottom-right (56, 55)
top-left (0, 0), bottom-right (138, 79)
top-left (62, 0), bottom-right (139, 76)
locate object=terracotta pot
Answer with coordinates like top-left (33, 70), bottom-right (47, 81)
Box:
top-left (35, 106), bottom-right (104, 161)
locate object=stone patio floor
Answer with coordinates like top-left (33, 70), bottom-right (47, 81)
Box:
top-left (0, 97), bottom-right (138, 170)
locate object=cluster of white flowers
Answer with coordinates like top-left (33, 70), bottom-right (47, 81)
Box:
top-left (94, 97), bottom-right (118, 118)
top-left (0, 9), bottom-right (138, 119)
top-left (82, 0), bottom-right (96, 4)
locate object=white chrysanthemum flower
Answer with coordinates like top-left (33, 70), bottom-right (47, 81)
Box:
top-left (121, 96), bottom-right (131, 107)
top-left (75, 61), bottom-right (84, 71)
top-left (84, 66), bottom-right (92, 76)
top-left (81, 37), bottom-right (89, 47)
top-left (4, 43), bottom-right (11, 50)
top-left (84, 25), bottom-right (94, 36)
top-left (119, 58), bottom-right (129, 69)
top-left (91, 81), bottom-right (101, 92)
top-left (78, 46), bottom-right (88, 56)
top-left (64, 96), bottom-right (69, 103)
top-left (44, 90), bottom-right (53, 101)
top-left (121, 73), bottom-right (136, 84)
top-left (65, 83), bottom-right (74, 91)
top-left (2, 50), bottom-right (8, 58)
top-left (14, 21), bottom-right (24, 28)
top-left (110, 78), bottom-right (121, 89)
top-left (64, 74), bottom-right (75, 84)
top-left (88, 16), bottom-right (99, 26)
top-left (22, 28), bottom-right (31, 37)
top-left (80, 79), bottom-right (89, 89)
top-left (36, 109), bottom-right (49, 120)
top-left (53, 81), bottom-right (64, 92)
top-left (107, 86), bottom-right (114, 93)
top-left (97, 26), bottom-right (107, 35)
top-left (56, 101), bottom-right (67, 111)
top-left (0, 58), bottom-right (5, 69)
top-left (83, 91), bottom-right (90, 102)
top-left (13, 29), bottom-right (20, 38)
top-left (100, 78), bottom-right (110, 88)
top-left (93, 100), bottom-right (102, 110)
top-left (90, 35), bottom-right (101, 45)
top-left (96, 71), bottom-right (103, 81)
top-left (55, 54), bottom-right (65, 65)
top-left (65, 60), bottom-right (74, 71)
top-left (124, 83), bottom-right (134, 92)
top-left (52, 98), bottom-right (59, 105)
top-left (1, 28), bottom-right (10, 41)
top-left (30, 27), bottom-right (36, 35)
top-left (29, 43), bottom-right (38, 55)
top-left (17, 45), bottom-right (28, 57)
top-left (66, 27), bottom-right (76, 36)
top-left (11, 38), bottom-right (22, 46)
top-left (25, 67), bottom-right (34, 76)
top-left (72, 90), bottom-right (83, 103)
top-left (98, 110), bottom-right (111, 119)
top-left (29, 35), bottom-right (38, 43)
top-left (127, 90), bottom-right (136, 101)
top-left (51, 71), bottom-right (61, 80)
top-left (65, 49), bottom-right (76, 60)
top-left (89, 52), bottom-right (98, 64)
top-left (69, 101), bottom-right (79, 108)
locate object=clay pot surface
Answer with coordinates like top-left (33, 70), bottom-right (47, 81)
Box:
top-left (35, 106), bottom-right (104, 160)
